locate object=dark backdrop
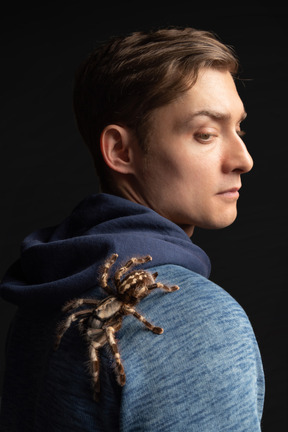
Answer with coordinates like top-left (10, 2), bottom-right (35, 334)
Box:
top-left (1, 3), bottom-right (287, 431)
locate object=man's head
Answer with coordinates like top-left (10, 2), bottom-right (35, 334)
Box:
top-left (74, 28), bottom-right (239, 184)
top-left (74, 27), bottom-right (253, 235)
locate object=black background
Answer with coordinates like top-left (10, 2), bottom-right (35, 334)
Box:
top-left (1, 3), bottom-right (287, 431)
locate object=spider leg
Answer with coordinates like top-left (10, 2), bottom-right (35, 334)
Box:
top-left (105, 326), bottom-right (126, 386)
top-left (100, 253), bottom-right (118, 294)
top-left (62, 298), bottom-right (101, 313)
top-left (123, 305), bottom-right (164, 334)
top-left (148, 282), bottom-right (180, 292)
top-left (88, 340), bottom-right (102, 402)
top-left (54, 308), bottom-right (95, 350)
top-left (115, 255), bottom-right (152, 284)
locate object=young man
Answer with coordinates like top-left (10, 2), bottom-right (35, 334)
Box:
top-left (0, 28), bottom-right (264, 431)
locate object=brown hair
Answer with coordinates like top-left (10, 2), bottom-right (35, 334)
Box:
top-left (73, 27), bottom-right (239, 190)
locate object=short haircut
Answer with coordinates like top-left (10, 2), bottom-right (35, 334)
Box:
top-left (73, 27), bottom-right (239, 190)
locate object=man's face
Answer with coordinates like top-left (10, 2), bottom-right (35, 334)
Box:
top-left (132, 68), bottom-right (253, 236)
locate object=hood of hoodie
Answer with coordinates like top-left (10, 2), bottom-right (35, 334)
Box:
top-left (0, 193), bottom-right (211, 308)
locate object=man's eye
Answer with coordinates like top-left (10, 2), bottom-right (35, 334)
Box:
top-left (198, 133), bottom-right (211, 140)
top-left (195, 132), bottom-right (215, 142)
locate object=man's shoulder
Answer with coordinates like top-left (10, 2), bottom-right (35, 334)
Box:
top-left (147, 263), bottom-right (247, 322)
top-left (118, 263), bottom-right (257, 358)
top-left (118, 264), bottom-right (264, 431)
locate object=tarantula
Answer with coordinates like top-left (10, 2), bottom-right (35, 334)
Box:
top-left (54, 253), bottom-right (179, 401)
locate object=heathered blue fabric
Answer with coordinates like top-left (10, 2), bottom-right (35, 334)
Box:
top-left (0, 194), bottom-right (264, 431)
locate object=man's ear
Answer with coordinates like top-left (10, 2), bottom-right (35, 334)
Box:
top-left (100, 124), bottom-right (137, 174)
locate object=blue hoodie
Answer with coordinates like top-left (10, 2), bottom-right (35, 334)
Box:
top-left (0, 193), bottom-right (264, 431)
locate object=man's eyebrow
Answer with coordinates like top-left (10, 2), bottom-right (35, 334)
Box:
top-left (176, 109), bottom-right (247, 128)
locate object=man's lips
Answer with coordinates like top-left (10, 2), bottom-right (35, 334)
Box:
top-left (217, 187), bottom-right (241, 198)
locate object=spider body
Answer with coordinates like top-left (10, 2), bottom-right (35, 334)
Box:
top-left (54, 254), bottom-right (179, 401)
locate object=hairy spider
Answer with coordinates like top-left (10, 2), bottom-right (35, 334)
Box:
top-left (54, 253), bottom-right (179, 401)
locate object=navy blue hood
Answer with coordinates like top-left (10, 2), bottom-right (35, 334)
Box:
top-left (0, 193), bottom-right (211, 308)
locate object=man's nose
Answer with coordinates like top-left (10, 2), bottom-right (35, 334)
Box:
top-left (222, 133), bottom-right (254, 174)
